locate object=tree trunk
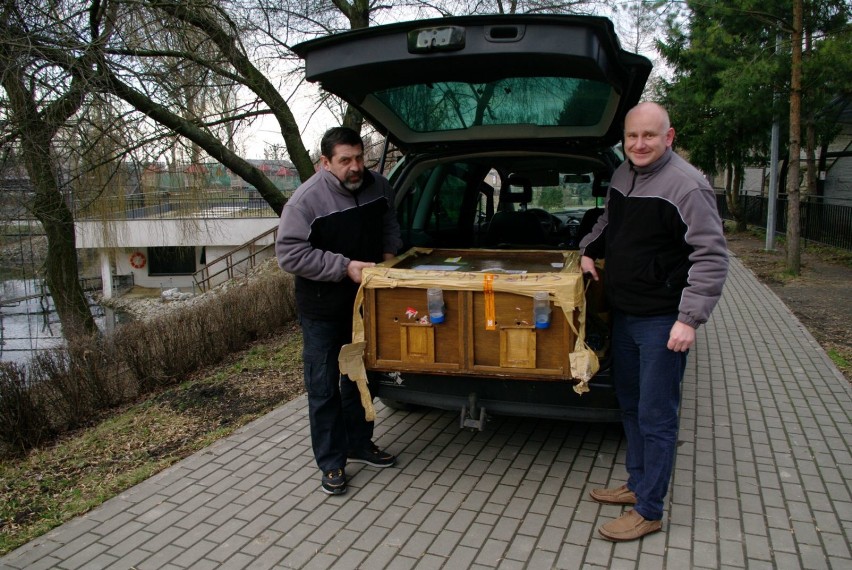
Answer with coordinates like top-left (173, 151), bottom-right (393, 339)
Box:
top-left (337, 0), bottom-right (370, 134)
top-left (786, 0), bottom-right (803, 274)
top-left (1, 52), bottom-right (98, 339)
top-left (724, 164), bottom-right (744, 230)
top-left (733, 165), bottom-right (747, 231)
top-left (33, 179), bottom-right (98, 338)
top-left (21, 135), bottom-right (97, 338)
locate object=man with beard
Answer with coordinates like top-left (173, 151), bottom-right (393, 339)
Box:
top-left (276, 127), bottom-right (403, 495)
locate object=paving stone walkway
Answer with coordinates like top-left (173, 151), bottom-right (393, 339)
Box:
top-left (2, 256), bottom-right (850, 569)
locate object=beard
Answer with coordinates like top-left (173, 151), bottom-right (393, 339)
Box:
top-left (342, 172), bottom-right (363, 191)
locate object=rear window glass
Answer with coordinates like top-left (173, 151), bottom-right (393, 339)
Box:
top-left (374, 77), bottom-right (611, 132)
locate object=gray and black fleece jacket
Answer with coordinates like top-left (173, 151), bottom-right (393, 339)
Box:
top-left (276, 168), bottom-right (403, 321)
top-left (579, 148), bottom-right (728, 328)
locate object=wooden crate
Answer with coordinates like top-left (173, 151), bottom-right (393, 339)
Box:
top-left (360, 248), bottom-right (587, 381)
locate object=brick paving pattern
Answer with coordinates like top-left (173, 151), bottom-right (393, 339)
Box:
top-left (2, 257), bottom-right (850, 569)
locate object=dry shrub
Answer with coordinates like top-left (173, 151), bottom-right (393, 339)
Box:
top-left (113, 271), bottom-right (296, 389)
top-left (0, 271), bottom-right (297, 454)
top-left (0, 333), bottom-right (132, 452)
top-left (27, 337), bottom-right (129, 432)
top-left (0, 363), bottom-right (54, 453)
top-left (114, 303), bottom-right (233, 388)
top-left (217, 271), bottom-right (298, 348)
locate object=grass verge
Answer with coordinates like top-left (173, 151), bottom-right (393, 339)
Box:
top-left (828, 348), bottom-right (850, 371)
top-left (0, 325), bottom-right (304, 555)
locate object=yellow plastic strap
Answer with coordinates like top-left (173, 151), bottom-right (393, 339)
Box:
top-left (484, 273), bottom-right (496, 330)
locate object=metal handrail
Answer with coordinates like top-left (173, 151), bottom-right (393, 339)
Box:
top-left (192, 225), bottom-right (278, 292)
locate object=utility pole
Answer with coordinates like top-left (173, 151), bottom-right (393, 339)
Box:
top-left (766, 33), bottom-right (782, 252)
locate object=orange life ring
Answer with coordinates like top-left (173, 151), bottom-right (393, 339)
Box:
top-left (129, 251), bottom-right (147, 269)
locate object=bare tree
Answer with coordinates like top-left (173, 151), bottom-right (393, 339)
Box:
top-left (0, 1), bottom-right (99, 336)
top-left (612, 1), bottom-right (669, 100)
top-left (20, 0), bottom-right (615, 200)
top-left (2, 0), bottom-right (619, 340)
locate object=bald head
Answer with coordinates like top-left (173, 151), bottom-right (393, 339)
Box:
top-left (626, 102), bottom-right (671, 131)
top-left (623, 102), bottom-right (675, 167)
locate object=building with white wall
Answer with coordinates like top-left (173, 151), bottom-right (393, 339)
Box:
top-left (75, 216), bottom-right (278, 297)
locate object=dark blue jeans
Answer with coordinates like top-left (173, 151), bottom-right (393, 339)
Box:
top-left (612, 311), bottom-right (688, 521)
top-left (300, 315), bottom-right (374, 473)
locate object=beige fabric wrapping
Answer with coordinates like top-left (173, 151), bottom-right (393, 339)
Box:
top-left (337, 340), bottom-right (376, 422)
top-left (338, 248), bottom-right (599, 416)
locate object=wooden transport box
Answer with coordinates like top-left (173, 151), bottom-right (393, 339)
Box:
top-left (352, 248), bottom-right (598, 386)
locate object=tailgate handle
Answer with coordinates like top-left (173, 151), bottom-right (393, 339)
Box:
top-left (486, 25), bottom-right (526, 42)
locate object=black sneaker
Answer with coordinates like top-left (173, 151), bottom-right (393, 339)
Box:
top-left (321, 468), bottom-right (347, 495)
top-left (347, 443), bottom-right (396, 468)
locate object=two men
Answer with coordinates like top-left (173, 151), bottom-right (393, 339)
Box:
top-left (276, 127), bottom-right (402, 495)
top-left (279, 103), bottom-right (727, 536)
top-left (580, 102), bottom-right (729, 540)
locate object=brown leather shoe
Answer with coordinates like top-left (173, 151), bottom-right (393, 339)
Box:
top-left (589, 484), bottom-right (637, 505)
top-left (598, 509), bottom-right (662, 541)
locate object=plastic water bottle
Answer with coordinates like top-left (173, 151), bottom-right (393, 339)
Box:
top-left (427, 288), bottom-right (445, 324)
top-left (533, 291), bottom-right (551, 329)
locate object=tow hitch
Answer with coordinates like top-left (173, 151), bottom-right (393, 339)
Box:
top-left (460, 393), bottom-right (487, 431)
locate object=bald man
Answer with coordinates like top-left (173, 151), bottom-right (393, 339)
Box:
top-left (580, 102), bottom-right (729, 541)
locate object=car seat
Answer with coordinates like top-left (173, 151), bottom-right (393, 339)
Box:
top-left (486, 176), bottom-right (549, 246)
top-left (577, 173), bottom-right (609, 241)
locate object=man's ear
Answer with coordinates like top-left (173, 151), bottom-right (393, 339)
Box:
top-left (319, 155), bottom-right (330, 170)
top-left (666, 128), bottom-right (675, 147)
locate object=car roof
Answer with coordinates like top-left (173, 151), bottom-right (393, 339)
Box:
top-left (293, 14), bottom-right (652, 153)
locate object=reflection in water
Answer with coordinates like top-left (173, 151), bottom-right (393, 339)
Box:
top-left (0, 279), bottom-right (108, 364)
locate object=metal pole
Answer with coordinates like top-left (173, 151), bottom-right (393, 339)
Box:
top-left (766, 33), bottom-right (782, 251)
top-left (767, 118), bottom-right (780, 251)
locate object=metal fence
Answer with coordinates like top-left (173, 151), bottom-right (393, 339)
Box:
top-left (715, 193), bottom-right (852, 250)
top-left (80, 274), bottom-right (135, 295)
top-left (74, 195), bottom-right (279, 220)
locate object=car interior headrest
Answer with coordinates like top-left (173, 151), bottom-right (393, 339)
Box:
top-left (502, 176), bottom-right (533, 204)
top-left (592, 173), bottom-right (610, 198)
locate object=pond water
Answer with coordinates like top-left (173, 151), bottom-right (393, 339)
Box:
top-left (0, 279), bottom-right (111, 364)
